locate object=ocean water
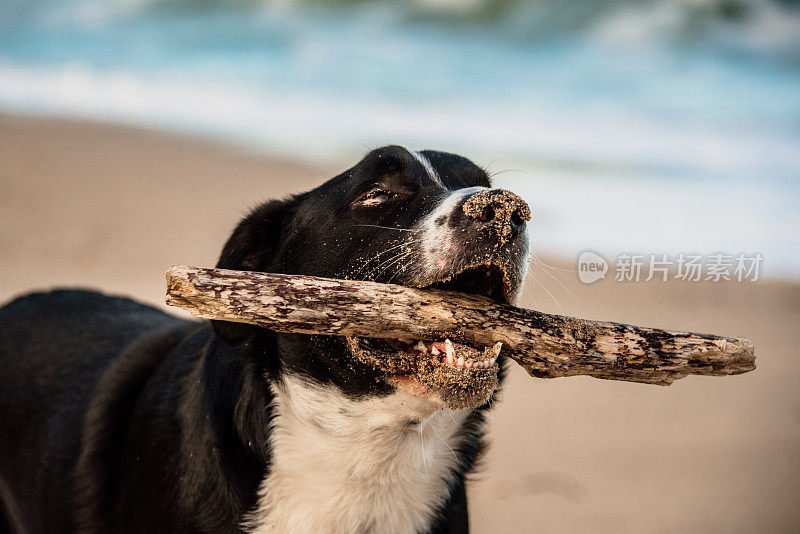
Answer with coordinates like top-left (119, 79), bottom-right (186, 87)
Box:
top-left (1, 0), bottom-right (798, 277)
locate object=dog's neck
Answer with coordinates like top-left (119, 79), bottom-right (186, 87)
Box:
top-left (244, 374), bottom-right (470, 534)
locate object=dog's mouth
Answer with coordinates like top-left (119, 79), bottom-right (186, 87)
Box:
top-left (346, 264), bottom-right (512, 409)
top-left (427, 262), bottom-right (510, 302)
top-left (356, 338), bottom-right (501, 371)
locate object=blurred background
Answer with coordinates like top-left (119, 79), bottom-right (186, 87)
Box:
top-left (1, 0), bottom-right (799, 532)
top-left (2, 0), bottom-right (799, 274)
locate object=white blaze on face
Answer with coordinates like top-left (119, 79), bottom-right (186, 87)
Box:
top-left (401, 146), bottom-right (441, 185)
top-left (417, 186), bottom-right (487, 277)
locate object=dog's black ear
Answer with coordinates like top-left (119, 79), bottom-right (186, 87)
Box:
top-left (212, 198), bottom-right (296, 344)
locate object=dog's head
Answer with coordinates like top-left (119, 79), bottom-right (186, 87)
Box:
top-left (214, 145), bottom-right (530, 410)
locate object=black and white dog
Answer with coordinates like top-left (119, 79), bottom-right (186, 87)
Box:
top-left (0, 146), bottom-right (530, 534)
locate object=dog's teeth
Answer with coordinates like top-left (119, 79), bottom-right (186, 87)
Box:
top-left (414, 341), bottom-right (428, 353)
top-left (489, 357), bottom-right (496, 366)
top-left (457, 357), bottom-right (464, 367)
top-left (430, 345), bottom-right (440, 356)
top-left (445, 339), bottom-right (455, 364)
top-left (465, 361), bottom-right (473, 369)
top-left (491, 342), bottom-right (502, 359)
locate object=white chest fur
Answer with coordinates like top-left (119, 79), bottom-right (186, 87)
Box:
top-left (244, 375), bottom-right (470, 534)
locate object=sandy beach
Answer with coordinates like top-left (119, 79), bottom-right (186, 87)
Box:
top-left (1, 114), bottom-right (798, 532)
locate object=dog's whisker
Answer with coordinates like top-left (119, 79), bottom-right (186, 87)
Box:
top-left (349, 247), bottom-right (408, 279)
top-left (383, 249), bottom-right (420, 284)
top-left (371, 249), bottom-right (411, 272)
top-left (430, 421), bottom-right (459, 463)
top-left (487, 168), bottom-right (523, 179)
top-left (301, 337), bottom-right (319, 373)
top-left (348, 237), bottom-right (422, 279)
top-left (372, 251), bottom-right (414, 281)
top-left (386, 260), bottom-right (412, 284)
top-left (527, 251), bottom-right (574, 299)
top-left (529, 259), bottom-right (572, 298)
top-left (363, 255), bottom-right (407, 282)
top-left (532, 272), bottom-right (565, 315)
top-left (530, 251), bottom-right (577, 273)
top-left (417, 431), bottom-right (429, 478)
top-left (355, 224), bottom-right (420, 233)
top-left (519, 272), bottom-right (540, 310)
top-left (361, 239), bottom-right (423, 280)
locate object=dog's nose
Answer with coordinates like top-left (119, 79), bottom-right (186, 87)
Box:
top-left (463, 188), bottom-right (531, 243)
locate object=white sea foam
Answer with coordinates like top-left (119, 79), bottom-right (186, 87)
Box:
top-left (1, 61), bottom-right (796, 278)
top-left (2, 62), bottom-right (796, 173)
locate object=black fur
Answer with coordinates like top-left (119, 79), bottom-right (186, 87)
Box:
top-left (0, 146), bottom-right (527, 533)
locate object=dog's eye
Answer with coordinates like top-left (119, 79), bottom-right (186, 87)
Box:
top-left (357, 189), bottom-right (392, 207)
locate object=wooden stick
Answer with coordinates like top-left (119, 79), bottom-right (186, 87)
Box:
top-left (165, 265), bottom-right (755, 386)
